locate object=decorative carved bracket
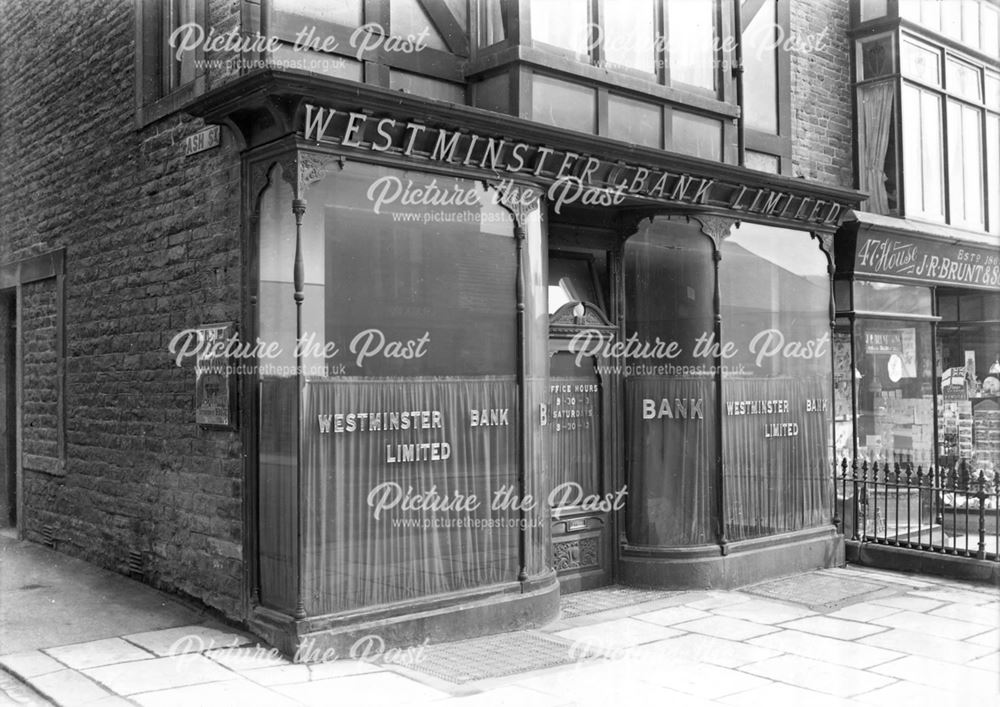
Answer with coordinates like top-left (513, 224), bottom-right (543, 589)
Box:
top-left (279, 151), bottom-right (344, 200)
top-left (249, 160), bottom-right (276, 216)
top-left (692, 215), bottom-right (737, 250)
top-left (811, 231), bottom-right (836, 270)
top-left (492, 181), bottom-right (541, 230)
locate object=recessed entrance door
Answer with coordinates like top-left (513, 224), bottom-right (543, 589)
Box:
top-left (548, 347), bottom-right (614, 592)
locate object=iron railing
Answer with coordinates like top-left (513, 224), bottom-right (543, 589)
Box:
top-left (834, 459), bottom-right (1000, 561)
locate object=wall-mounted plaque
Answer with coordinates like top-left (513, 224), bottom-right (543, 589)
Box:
top-left (195, 322), bottom-right (236, 429)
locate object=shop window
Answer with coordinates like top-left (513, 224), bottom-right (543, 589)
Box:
top-left (853, 282), bottom-right (933, 317)
top-left (256, 161), bottom-right (533, 613)
top-left (624, 221), bottom-right (717, 547)
top-left (720, 224), bottom-right (832, 540)
top-left (855, 319), bottom-right (935, 466)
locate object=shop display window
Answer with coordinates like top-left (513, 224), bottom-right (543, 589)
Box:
top-left (720, 224), bottom-right (832, 540)
top-left (853, 318), bottom-right (935, 466)
top-left (256, 161), bottom-right (542, 614)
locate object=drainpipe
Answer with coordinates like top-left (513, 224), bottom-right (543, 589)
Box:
top-left (733, 2), bottom-right (745, 166)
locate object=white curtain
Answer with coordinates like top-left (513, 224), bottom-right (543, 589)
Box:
top-left (858, 82), bottom-right (896, 214)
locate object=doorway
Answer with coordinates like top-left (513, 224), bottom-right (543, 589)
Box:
top-left (0, 291), bottom-right (16, 529)
top-left (547, 250), bottom-right (618, 593)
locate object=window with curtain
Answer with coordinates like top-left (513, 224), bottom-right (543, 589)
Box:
top-left (624, 221), bottom-right (717, 547)
top-left (478, 0), bottom-right (506, 46)
top-left (720, 224), bottom-right (832, 541)
top-left (859, 22), bottom-right (998, 232)
top-left (257, 161), bottom-right (527, 614)
top-left (857, 81), bottom-right (897, 214)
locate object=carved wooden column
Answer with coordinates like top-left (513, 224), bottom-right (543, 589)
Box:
top-left (693, 215), bottom-right (736, 556)
top-left (813, 231), bottom-right (839, 527)
top-left (498, 183), bottom-right (541, 583)
top-left (279, 151), bottom-right (341, 620)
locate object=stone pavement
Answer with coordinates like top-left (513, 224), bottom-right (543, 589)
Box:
top-left (1, 534), bottom-right (998, 706)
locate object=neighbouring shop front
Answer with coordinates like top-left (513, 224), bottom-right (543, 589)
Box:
top-left (189, 71), bottom-right (861, 656)
top-left (835, 212), bottom-right (1000, 485)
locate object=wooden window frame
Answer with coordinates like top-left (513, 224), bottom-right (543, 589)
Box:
top-left (739, 0), bottom-right (793, 175)
top-left (135, 0), bottom-right (208, 127)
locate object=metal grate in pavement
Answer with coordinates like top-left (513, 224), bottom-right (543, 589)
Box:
top-left (559, 585), bottom-right (681, 619)
top-left (405, 631), bottom-right (600, 684)
top-left (743, 573), bottom-right (889, 610)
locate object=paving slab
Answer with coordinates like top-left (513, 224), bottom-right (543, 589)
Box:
top-left (870, 609), bottom-right (988, 640)
top-left (824, 602), bottom-right (902, 622)
top-left (869, 595), bottom-right (944, 612)
top-left (738, 654), bottom-right (897, 698)
top-left (870, 654), bottom-right (1000, 697)
top-left (672, 615), bottom-right (780, 641)
top-left (718, 682), bottom-right (861, 707)
top-left (631, 605), bottom-right (711, 626)
top-left (122, 625), bottom-right (253, 657)
top-left (130, 678), bottom-right (301, 707)
top-left (857, 626), bottom-right (997, 663)
top-left (778, 615), bottom-right (888, 640)
top-left (853, 679), bottom-right (967, 706)
top-left (44, 638), bottom-right (154, 670)
top-left (708, 597), bottom-right (818, 624)
top-left (29, 670), bottom-right (112, 706)
top-left (555, 618), bottom-right (682, 651)
top-left (633, 633), bottom-right (782, 669)
top-left (0, 651), bottom-right (65, 679)
top-left (748, 629), bottom-right (903, 669)
top-left (926, 602), bottom-right (1000, 626)
top-left (274, 672), bottom-right (450, 706)
top-left (81, 654), bottom-right (237, 695)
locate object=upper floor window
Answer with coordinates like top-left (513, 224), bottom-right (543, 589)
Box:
top-left (527, 0), bottom-right (722, 97)
top-left (852, 3), bottom-right (1000, 234)
top-left (136, 0), bottom-right (206, 124)
top-left (898, 0), bottom-right (1000, 57)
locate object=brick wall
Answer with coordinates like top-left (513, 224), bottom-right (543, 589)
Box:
top-left (790, 0), bottom-right (855, 188)
top-left (0, 0), bottom-right (247, 618)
